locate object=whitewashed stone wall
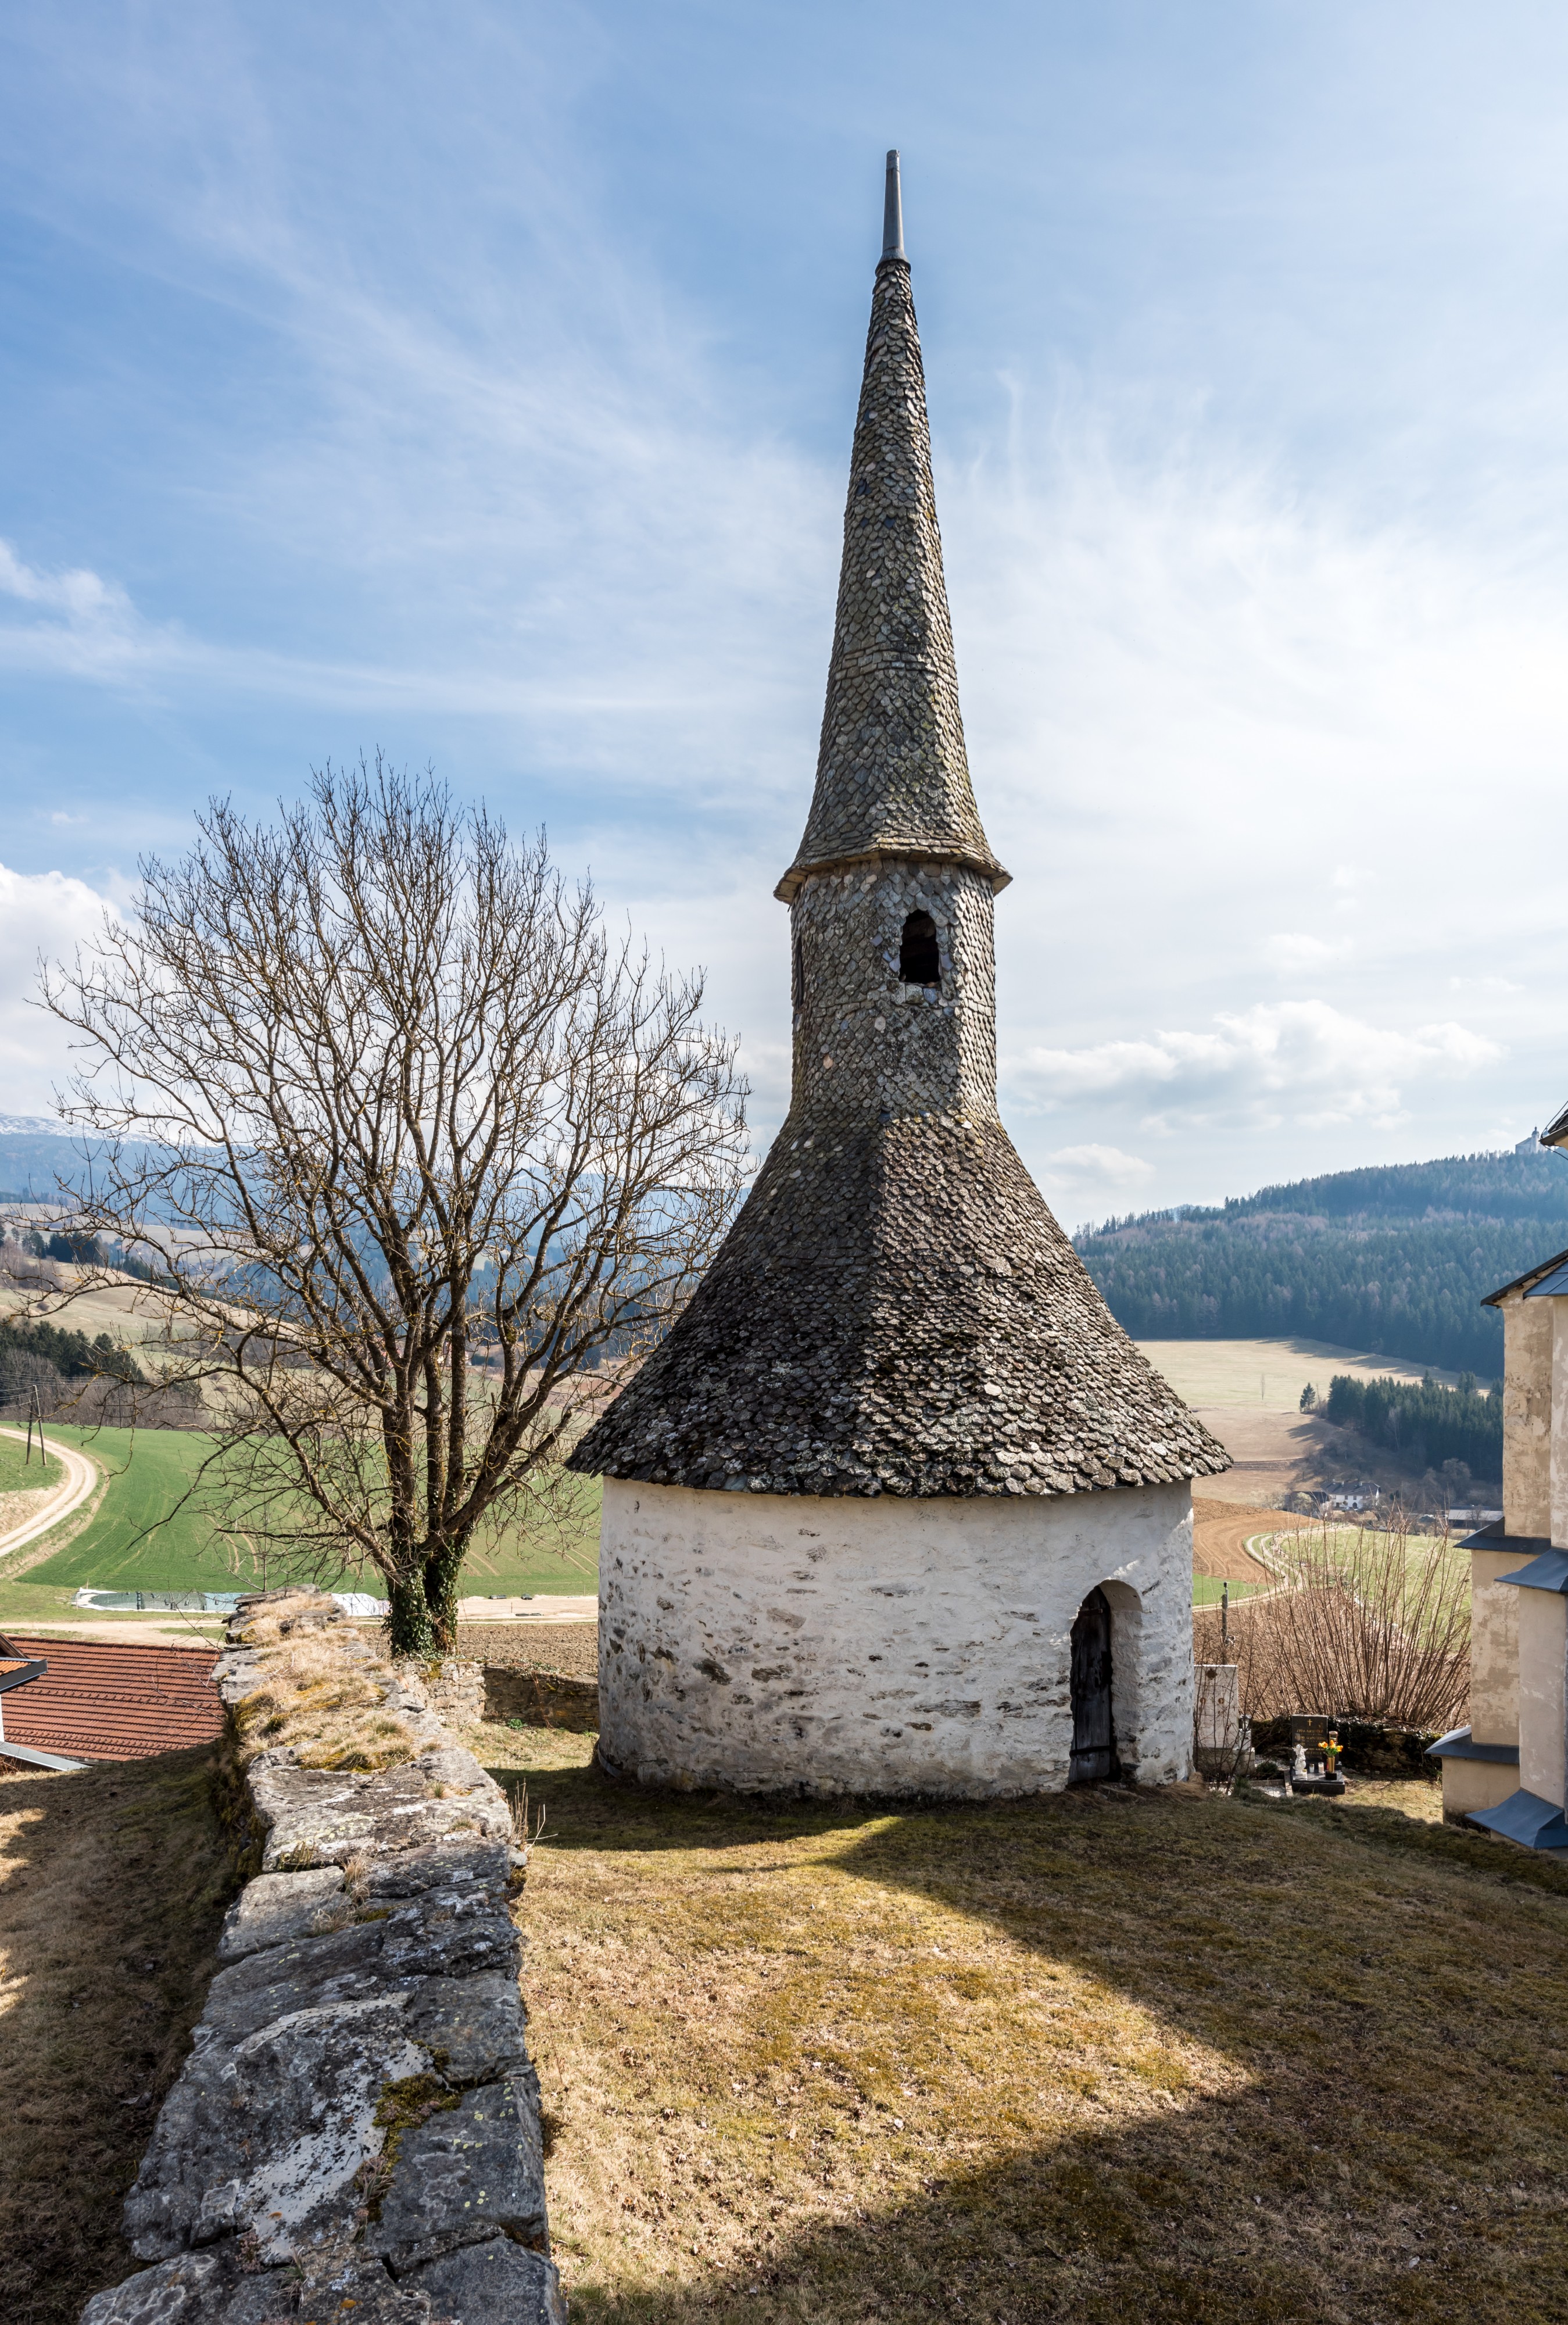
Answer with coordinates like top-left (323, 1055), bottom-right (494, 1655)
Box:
top-left (599, 1476), bottom-right (1194, 1796)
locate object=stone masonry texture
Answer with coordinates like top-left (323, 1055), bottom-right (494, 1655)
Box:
top-left (598, 1476), bottom-right (1196, 1796)
top-left (80, 1589), bottom-right (564, 2325)
top-left (571, 248), bottom-right (1227, 1507)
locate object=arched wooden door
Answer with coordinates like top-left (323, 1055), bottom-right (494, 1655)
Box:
top-left (1069, 1586), bottom-right (1117, 1784)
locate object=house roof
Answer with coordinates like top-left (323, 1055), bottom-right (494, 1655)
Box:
top-left (1483, 1246), bottom-right (1568, 1305)
top-left (1466, 1787), bottom-right (1568, 1852)
top-left (0, 1633), bottom-right (222, 1762)
top-left (1460, 1523), bottom-right (1548, 1555)
top-left (1426, 1725), bottom-right (1519, 1765)
top-left (1541, 1099), bottom-right (1568, 1150)
top-left (1498, 1548), bottom-right (1568, 1595)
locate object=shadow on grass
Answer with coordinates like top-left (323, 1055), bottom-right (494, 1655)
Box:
top-left (563, 2105), bottom-right (1568, 2325)
top-left (497, 1760), bottom-right (1568, 2324)
top-left (492, 1750), bottom-right (1568, 1897)
top-left (0, 1745), bottom-right (234, 2325)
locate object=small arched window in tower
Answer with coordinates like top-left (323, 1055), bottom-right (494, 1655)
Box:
top-left (899, 911), bottom-right (940, 986)
top-left (792, 935), bottom-right (805, 1008)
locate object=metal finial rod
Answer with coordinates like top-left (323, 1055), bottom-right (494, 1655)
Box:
top-left (882, 149), bottom-right (906, 262)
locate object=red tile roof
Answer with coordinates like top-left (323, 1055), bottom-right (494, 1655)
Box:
top-left (0, 1634), bottom-right (223, 1762)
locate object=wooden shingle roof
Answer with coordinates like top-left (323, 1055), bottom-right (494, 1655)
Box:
top-left (571, 191), bottom-right (1227, 1504)
top-left (774, 253), bottom-right (1007, 906)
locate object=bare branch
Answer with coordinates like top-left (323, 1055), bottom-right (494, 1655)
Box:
top-left (37, 757), bottom-right (748, 1652)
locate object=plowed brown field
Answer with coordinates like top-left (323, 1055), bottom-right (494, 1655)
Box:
top-left (1193, 1498), bottom-right (1305, 1585)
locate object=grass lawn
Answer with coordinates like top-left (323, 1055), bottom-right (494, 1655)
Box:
top-left (467, 1724), bottom-right (1568, 2324)
top-left (1191, 1575), bottom-right (1268, 1609)
top-left (2, 1426), bottom-right (600, 1611)
top-left (0, 1436), bottom-right (64, 1494)
top-left (0, 1746), bottom-right (234, 2325)
top-left (0, 1442), bottom-right (64, 1497)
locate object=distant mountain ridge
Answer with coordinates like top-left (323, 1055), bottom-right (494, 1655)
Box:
top-left (1073, 1149), bottom-right (1568, 1376)
top-left (0, 1118), bottom-right (107, 1203)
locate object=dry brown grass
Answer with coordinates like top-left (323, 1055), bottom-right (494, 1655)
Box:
top-left (227, 1590), bottom-right (425, 1770)
top-left (0, 1746), bottom-right (232, 2324)
top-left (477, 1729), bottom-right (1568, 2324)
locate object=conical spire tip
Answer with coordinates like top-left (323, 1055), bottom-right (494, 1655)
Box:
top-left (882, 149), bottom-right (907, 263)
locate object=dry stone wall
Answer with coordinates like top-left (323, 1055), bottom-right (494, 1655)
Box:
top-left (394, 1653), bottom-right (486, 1730)
top-left (483, 1664), bottom-right (600, 1734)
top-left (82, 1589), bottom-right (563, 2325)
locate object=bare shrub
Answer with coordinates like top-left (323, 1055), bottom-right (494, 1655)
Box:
top-left (1194, 1510), bottom-right (1469, 1730)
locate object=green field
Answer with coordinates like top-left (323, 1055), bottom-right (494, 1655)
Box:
top-left (1254, 1519), bottom-right (1469, 1590)
top-left (2, 1425), bottom-right (600, 1615)
top-left (0, 1434), bottom-right (64, 1494)
top-left (1191, 1574), bottom-right (1268, 1608)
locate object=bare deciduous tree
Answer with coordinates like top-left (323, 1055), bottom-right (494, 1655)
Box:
top-left (39, 760), bottom-right (748, 1654)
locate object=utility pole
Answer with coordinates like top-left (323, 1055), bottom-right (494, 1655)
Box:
top-left (24, 1383), bottom-right (45, 1466)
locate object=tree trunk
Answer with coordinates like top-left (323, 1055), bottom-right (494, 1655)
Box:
top-left (424, 1536), bottom-right (470, 1655)
top-left (388, 1571), bottom-right (438, 1659)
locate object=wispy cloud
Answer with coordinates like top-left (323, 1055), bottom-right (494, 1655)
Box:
top-left (1265, 932), bottom-right (1355, 977)
top-left (1037, 1142), bottom-right (1157, 1207)
top-left (1008, 1001), bottom-right (1500, 1135)
top-left (0, 539), bottom-right (188, 680)
top-left (3, 4), bottom-right (1568, 1208)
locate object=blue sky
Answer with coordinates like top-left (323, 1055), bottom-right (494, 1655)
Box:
top-left (5, 2), bottom-right (1568, 1217)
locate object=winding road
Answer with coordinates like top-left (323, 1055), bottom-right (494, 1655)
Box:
top-left (0, 1426), bottom-right (101, 1559)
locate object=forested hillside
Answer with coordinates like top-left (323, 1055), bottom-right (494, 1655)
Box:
top-left (1073, 1148), bottom-right (1568, 1376)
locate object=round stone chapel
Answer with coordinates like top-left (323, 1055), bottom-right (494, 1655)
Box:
top-left (568, 155), bottom-right (1229, 1797)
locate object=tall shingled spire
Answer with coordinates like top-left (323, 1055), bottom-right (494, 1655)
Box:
top-left (776, 154), bottom-right (1006, 904)
top-left (569, 163), bottom-right (1227, 1503)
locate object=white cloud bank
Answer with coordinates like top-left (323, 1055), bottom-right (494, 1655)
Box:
top-left (1036, 1143), bottom-right (1157, 1215)
top-left (0, 864), bottom-right (118, 1115)
top-left (1007, 1001), bottom-right (1501, 1136)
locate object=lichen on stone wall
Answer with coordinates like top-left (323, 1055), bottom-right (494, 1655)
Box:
top-left (80, 1586), bottom-right (563, 2325)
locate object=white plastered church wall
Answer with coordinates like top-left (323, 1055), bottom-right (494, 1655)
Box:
top-left (597, 1476), bottom-right (1195, 1798)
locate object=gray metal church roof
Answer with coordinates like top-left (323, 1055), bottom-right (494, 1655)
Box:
top-left (1483, 1246), bottom-right (1568, 1305)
